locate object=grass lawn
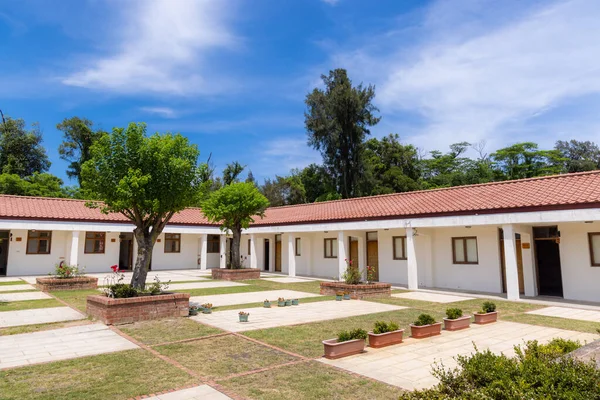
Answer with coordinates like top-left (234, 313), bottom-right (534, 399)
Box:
top-left (50, 289), bottom-right (100, 313)
top-left (219, 360), bottom-right (403, 400)
top-left (155, 334), bottom-right (298, 380)
top-left (0, 280), bottom-right (26, 286)
top-left (118, 317), bottom-right (223, 345)
top-left (0, 298), bottom-right (62, 312)
top-left (0, 320), bottom-right (94, 336)
top-left (502, 312), bottom-right (600, 335)
top-left (0, 349), bottom-right (195, 400)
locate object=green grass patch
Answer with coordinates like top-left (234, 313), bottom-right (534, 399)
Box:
top-left (155, 334), bottom-right (298, 380)
top-left (50, 289), bottom-right (100, 313)
top-left (119, 317), bottom-right (223, 345)
top-left (0, 298), bottom-right (62, 312)
top-left (502, 313), bottom-right (600, 335)
top-left (219, 360), bottom-right (403, 400)
top-left (0, 280), bottom-right (25, 286)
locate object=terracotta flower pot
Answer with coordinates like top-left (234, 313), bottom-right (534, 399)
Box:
top-left (368, 329), bottom-right (404, 348)
top-left (443, 315), bottom-right (471, 331)
top-left (410, 322), bottom-right (442, 339)
top-left (474, 311), bottom-right (498, 325)
top-left (322, 338), bottom-right (365, 359)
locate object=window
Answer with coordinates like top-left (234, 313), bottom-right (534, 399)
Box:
top-left (164, 233), bottom-right (181, 253)
top-left (452, 237), bottom-right (478, 264)
top-left (295, 238), bottom-right (301, 256)
top-left (393, 236), bottom-right (407, 260)
top-left (248, 239), bottom-right (251, 255)
top-left (84, 232), bottom-right (106, 254)
top-left (324, 238), bottom-right (337, 258)
top-left (207, 235), bottom-right (220, 253)
top-left (588, 233), bottom-right (600, 266)
top-left (26, 231), bottom-right (52, 254)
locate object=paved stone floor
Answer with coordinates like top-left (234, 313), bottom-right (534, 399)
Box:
top-left (0, 291), bottom-right (52, 302)
top-left (0, 284), bottom-right (36, 292)
top-left (0, 277), bottom-right (24, 283)
top-left (527, 306), bottom-right (600, 322)
top-left (193, 300), bottom-right (407, 332)
top-left (20, 270), bottom-right (212, 285)
top-left (392, 291), bottom-right (475, 303)
top-left (167, 281), bottom-right (248, 290)
top-left (190, 289), bottom-right (322, 307)
top-left (0, 306), bottom-right (85, 328)
top-left (261, 277), bottom-right (319, 283)
top-left (319, 321), bottom-right (599, 390)
top-left (0, 323), bottom-right (138, 369)
top-left (145, 385), bottom-right (231, 400)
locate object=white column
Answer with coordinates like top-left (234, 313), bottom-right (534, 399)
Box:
top-left (502, 224), bottom-right (520, 300)
top-left (69, 231), bottom-right (80, 266)
top-left (219, 235), bottom-right (227, 268)
top-left (199, 234), bottom-right (208, 270)
top-left (305, 236), bottom-right (312, 276)
top-left (288, 233), bottom-right (296, 277)
top-left (337, 231), bottom-right (346, 280)
top-left (250, 234), bottom-right (258, 269)
top-left (406, 227), bottom-right (418, 290)
top-left (357, 234), bottom-right (366, 273)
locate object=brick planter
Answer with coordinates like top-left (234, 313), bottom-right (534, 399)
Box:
top-left (443, 315), bottom-right (471, 331)
top-left (212, 268), bottom-right (260, 281)
top-left (474, 311), bottom-right (498, 325)
top-left (86, 293), bottom-right (190, 325)
top-left (36, 276), bottom-right (98, 292)
top-left (322, 338), bottom-right (366, 359)
top-left (410, 322), bottom-right (442, 339)
top-left (368, 329), bottom-right (404, 348)
top-left (320, 282), bottom-right (391, 299)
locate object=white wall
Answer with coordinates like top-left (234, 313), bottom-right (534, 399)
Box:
top-left (150, 233), bottom-right (201, 270)
top-left (77, 232), bottom-right (120, 273)
top-left (377, 228), bottom-right (408, 285)
top-left (6, 229), bottom-right (68, 276)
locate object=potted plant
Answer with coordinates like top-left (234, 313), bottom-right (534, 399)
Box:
top-left (263, 299), bottom-right (271, 308)
top-left (292, 298), bottom-right (299, 305)
top-left (188, 305), bottom-right (199, 316)
top-left (474, 301), bottom-right (498, 324)
top-left (343, 291), bottom-right (351, 300)
top-left (285, 299), bottom-right (292, 306)
top-left (201, 303), bottom-right (213, 314)
top-left (368, 320), bottom-right (404, 348)
top-left (323, 328), bottom-right (367, 359)
top-left (410, 313), bottom-right (442, 339)
top-left (336, 291), bottom-right (343, 301)
top-left (239, 311), bottom-right (249, 322)
top-left (443, 308), bottom-right (471, 331)
top-left (277, 297), bottom-right (285, 307)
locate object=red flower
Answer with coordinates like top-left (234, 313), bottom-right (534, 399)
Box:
top-left (110, 265), bottom-right (119, 272)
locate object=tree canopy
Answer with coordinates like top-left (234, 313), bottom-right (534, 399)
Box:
top-left (57, 116), bottom-right (105, 185)
top-left (0, 117), bottom-right (50, 177)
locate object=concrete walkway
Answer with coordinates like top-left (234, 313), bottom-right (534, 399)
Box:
top-left (0, 306), bottom-right (85, 328)
top-left (167, 281), bottom-right (248, 290)
top-left (0, 323), bottom-right (138, 369)
top-left (261, 277), bottom-right (320, 283)
top-left (0, 277), bottom-right (24, 283)
top-left (527, 306), bottom-right (600, 322)
top-left (0, 291), bottom-right (52, 302)
top-left (392, 292), bottom-right (474, 303)
top-left (192, 300), bottom-right (406, 332)
top-left (320, 321), bottom-right (599, 390)
top-left (190, 289), bottom-right (321, 308)
top-left (0, 284), bottom-right (36, 292)
top-left (144, 385), bottom-right (231, 400)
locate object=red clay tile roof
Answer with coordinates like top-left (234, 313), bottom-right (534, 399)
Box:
top-left (1, 171), bottom-right (600, 226)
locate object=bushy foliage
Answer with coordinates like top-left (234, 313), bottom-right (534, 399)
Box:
top-left (445, 308), bottom-right (463, 320)
top-left (53, 263), bottom-right (83, 279)
top-left (108, 283), bottom-right (139, 298)
top-left (413, 314), bottom-right (437, 326)
top-left (342, 259), bottom-right (362, 284)
top-left (400, 339), bottom-right (598, 400)
top-left (481, 301), bottom-right (496, 313)
top-left (372, 320), bottom-right (400, 334)
top-left (337, 328), bottom-right (368, 342)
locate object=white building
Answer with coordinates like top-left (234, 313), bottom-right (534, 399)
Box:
top-left (1, 171), bottom-right (600, 303)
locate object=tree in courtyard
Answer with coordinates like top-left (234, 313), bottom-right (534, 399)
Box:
top-left (305, 68), bottom-right (381, 198)
top-left (554, 139), bottom-right (600, 173)
top-left (201, 182), bottom-right (269, 269)
top-left (57, 116), bottom-right (105, 185)
top-left (0, 172), bottom-right (66, 197)
top-left (81, 122), bottom-right (204, 289)
top-left (0, 116), bottom-right (50, 177)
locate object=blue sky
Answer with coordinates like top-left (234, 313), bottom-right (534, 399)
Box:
top-left (1, 0), bottom-right (600, 184)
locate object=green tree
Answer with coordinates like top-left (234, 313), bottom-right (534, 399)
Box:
top-left (0, 172), bottom-right (66, 197)
top-left (81, 122), bottom-right (204, 288)
top-left (222, 161), bottom-right (245, 186)
top-left (298, 163), bottom-right (337, 203)
top-left (260, 174), bottom-right (306, 206)
top-left (491, 142), bottom-right (565, 180)
top-left (57, 117), bottom-right (105, 185)
top-left (554, 140), bottom-right (600, 173)
top-left (201, 182), bottom-right (269, 269)
top-left (305, 68), bottom-right (381, 198)
top-left (0, 117), bottom-right (50, 177)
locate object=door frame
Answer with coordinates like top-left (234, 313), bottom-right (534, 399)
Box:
top-left (264, 239), bottom-right (270, 271)
top-left (366, 231), bottom-right (379, 282)
top-left (0, 231), bottom-right (9, 276)
top-left (532, 226), bottom-right (563, 297)
top-left (119, 233), bottom-right (134, 271)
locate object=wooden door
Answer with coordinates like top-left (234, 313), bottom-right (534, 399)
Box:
top-left (275, 241), bottom-right (282, 272)
top-left (349, 239), bottom-right (359, 269)
top-left (366, 240), bottom-right (379, 281)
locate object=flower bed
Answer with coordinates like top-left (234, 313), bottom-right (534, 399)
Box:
top-left (212, 268), bottom-right (261, 281)
top-left (36, 276), bottom-right (98, 291)
top-left (320, 282), bottom-right (391, 299)
top-left (86, 292), bottom-right (190, 325)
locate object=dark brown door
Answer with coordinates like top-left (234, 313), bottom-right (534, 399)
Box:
top-left (533, 226), bottom-right (563, 297)
top-left (119, 233), bottom-right (134, 271)
top-left (367, 240), bottom-right (379, 281)
top-left (499, 230), bottom-right (525, 294)
top-left (275, 240), bottom-right (282, 272)
top-left (0, 231), bottom-right (9, 276)
top-left (264, 239), bottom-right (270, 271)
top-left (349, 239), bottom-right (359, 269)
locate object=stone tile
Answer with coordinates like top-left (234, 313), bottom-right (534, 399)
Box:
top-left (168, 281), bottom-right (247, 290)
top-left (319, 321), bottom-right (599, 391)
top-left (192, 300), bottom-right (407, 332)
top-left (527, 306), bottom-right (600, 322)
top-left (0, 277), bottom-right (24, 283)
top-left (261, 277), bottom-right (320, 283)
top-left (146, 385), bottom-right (232, 400)
top-left (0, 284), bottom-right (36, 293)
top-left (190, 289), bottom-right (321, 308)
top-left (0, 291), bottom-right (52, 302)
top-left (0, 323), bottom-right (138, 369)
top-left (0, 306), bottom-right (85, 328)
top-left (392, 291), bottom-right (474, 303)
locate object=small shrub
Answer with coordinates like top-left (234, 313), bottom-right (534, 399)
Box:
top-left (53, 263), bottom-right (84, 279)
top-left (145, 276), bottom-right (170, 295)
top-left (337, 328), bottom-right (368, 342)
top-left (481, 301), bottom-right (496, 313)
top-left (373, 320), bottom-right (400, 334)
top-left (342, 259), bottom-right (362, 284)
top-left (445, 308), bottom-right (463, 320)
top-left (108, 283), bottom-right (138, 298)
top-left (413, 313), bottom-right (436, 326)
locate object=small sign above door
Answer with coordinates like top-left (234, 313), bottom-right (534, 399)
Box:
top-left (522, 242), bottom-right (531, 249)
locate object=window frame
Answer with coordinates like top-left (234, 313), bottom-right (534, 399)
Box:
top-left (207, 235), bottom-right (220, 253)
top-left (26, 230), bottom-right (52, 255)
top-left (392, 236), bottom-right (407, 260)
top-left (164, 233), bottom-right (181, 254)
top-left (84, 232), bottom-right (106, 254)
top-left (588, 232), bottom-right (600, 267)
top-left (295, 237), bottom-right (301, 256)
top-left (452, 236), bottom-right (479, 265)
top-left (324, 238), bottom-right (337, 259)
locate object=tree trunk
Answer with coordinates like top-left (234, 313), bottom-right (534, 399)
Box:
top-left (231, 226), bottom-right (242, 269)
top-left (130, 228), bottom-right (155, 289)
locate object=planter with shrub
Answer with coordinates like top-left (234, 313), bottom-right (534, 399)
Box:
top-left (410, 314), bottom-right (442, 339)
top-left (285, 299), bottom-right (292, 306)
top-left (443, 308), bottom-right (471, 331)
top-left (263, 300), bottom-right (271, 308)
top-left (343, 291), bottom-right (351, 300)
top-left (277, 297), bottom-right (285, 307)
top-left (368, 320), bottom-right (404, 348)
top-left (323, 328), bottom-right (368, 359)
top-left (37, 263), bottom-right (98, 291)
top-left (474, 301), bottom-right (498, 324)
top-left (239, 311), bottom-right (249, 322)
top-left (211, 268), bottom-right (260, 281)
top-left (335, 291), bottom-right (344, 301)
top-left (320, 260), bottom-right (391, 299)
top-left (201, 303), bottom-right (213, 314)
top-left (188, 305), bottom-right (199, 316)
top-left (292, 298), bottom-right (299, 305)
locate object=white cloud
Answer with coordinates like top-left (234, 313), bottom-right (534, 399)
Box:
top-left (255, 137), bottom-right (321, 177)
top-left (62, 0), bottom-right (236, 95)
top-left (139, 106), bottom-right (177, 118)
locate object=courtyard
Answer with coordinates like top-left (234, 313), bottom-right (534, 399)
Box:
top-left (0, 270), bottom-right (598, 399)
